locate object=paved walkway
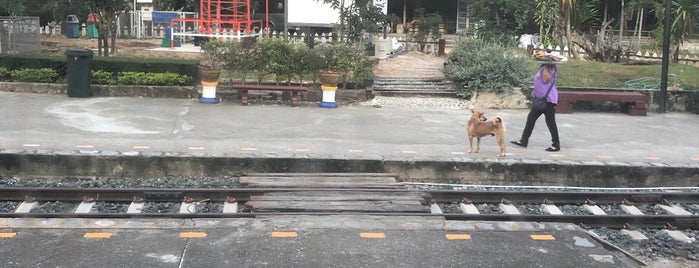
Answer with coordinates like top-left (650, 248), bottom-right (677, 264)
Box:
top-left (1, 91), bottom-right (698, 167)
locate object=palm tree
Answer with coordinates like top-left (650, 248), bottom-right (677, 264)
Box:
top-left (535, 0), bottom-right (558, 47)
top-left (560, 0), bottom-right (574, 58)
top-left (670, 0), bottom-right (699, 60)
top-left (628, 0), bottom-right (655, 50)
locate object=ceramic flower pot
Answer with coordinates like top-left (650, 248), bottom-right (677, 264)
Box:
top-left (318, 70), bottom-right (340, 108)
top-left (198, 66), bottom-right (221, 104)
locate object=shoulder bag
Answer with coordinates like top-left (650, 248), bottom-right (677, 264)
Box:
top-left (532, 78), bottom-right (555, 112)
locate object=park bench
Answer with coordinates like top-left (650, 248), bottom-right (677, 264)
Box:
top-left (557, 91), bottom-right (648, 116)
top-left (230, 84), bottom-right (308, 107)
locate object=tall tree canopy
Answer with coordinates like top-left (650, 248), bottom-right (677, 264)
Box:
top-left (0, 0), bottom-right (25, 16)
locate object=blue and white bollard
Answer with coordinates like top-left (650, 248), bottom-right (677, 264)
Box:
top-left (319, 85), bottom-right (338, 108)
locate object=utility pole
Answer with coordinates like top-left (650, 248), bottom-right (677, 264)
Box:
top-left (659, 0), bottom-right (671, 113)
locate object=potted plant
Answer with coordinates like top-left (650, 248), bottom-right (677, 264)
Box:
top-left (198, 39), bottom-right (226, 104)
top-left (315, 43), bottom-right (344, 108)
top-left (317, 43), bottom-right (343, 88)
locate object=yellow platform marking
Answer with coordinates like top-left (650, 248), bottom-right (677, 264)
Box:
top-left (645, 156), bottom-right (661, 160)
top-left (360, 232), bottom-right (385, 239)
top-left (530, 234), bottom-right (555, 241)
top-left (22, 144), bottom-right (41, 147)
top-left (450, 151), bottom-right (466, 155)
top-left (271, 232), bottom-right (298, 238)
top-left (84, 232), bottom-right (112, 239)
top-left (597, 155), bottom-right (613, 159)
top-left (0, 232), bottom-right (17, 238)
top-left (76, 145), bottom-right (94, 148)
top-left (445, 234), bottom-right (471, 240)
top-left (692, 157), bottom-right (699, 161)
top-left (401, 150), bottom-right (418, 154)
top-left (349, 149), bottom-right (364, 153)
top-left (180, 232), bottom-right (207, 238)
top-left (240, 147), bottom-right (258, 151)
top-left (550, 154), bottom-right (566, 158)
top-left (294, 148), bottom-right (311, 152)
top-left (132, 145), bottom-right (150, 149)
top-left (188, 146), bottom-right (206, 150)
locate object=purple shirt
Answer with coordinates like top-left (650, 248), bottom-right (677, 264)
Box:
top-left (533, 65), bottom-right (558, 104)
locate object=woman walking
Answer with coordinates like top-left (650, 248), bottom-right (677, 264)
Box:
top-left (511, 60), bottom-right (561, 152)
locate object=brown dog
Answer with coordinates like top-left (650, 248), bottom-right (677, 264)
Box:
top-left (467, 110), bottom-right (506, 157)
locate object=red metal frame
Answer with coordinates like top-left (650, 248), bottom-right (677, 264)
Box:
top-left (173, 0), bottom-right (263, 35)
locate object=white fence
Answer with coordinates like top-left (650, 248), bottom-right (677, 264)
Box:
top-left (534, 44), bottom-right (699, 67)
top-left (1, 16), bottom-right (41, 54)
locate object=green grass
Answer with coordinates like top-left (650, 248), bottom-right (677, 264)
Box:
top-left (550, 61), bottom-right (699, 90)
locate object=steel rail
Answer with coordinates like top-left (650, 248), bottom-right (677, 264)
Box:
top-left (0, 188), bottom-right (697, 204)
top-left (0, 212), bottom-right (696, 229)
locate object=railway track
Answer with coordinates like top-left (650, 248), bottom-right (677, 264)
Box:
top-left (2, 173), bottom-right (697, 264)
top-left (1, 186), bottom-right (697, 229)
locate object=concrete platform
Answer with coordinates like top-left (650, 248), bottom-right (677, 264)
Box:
top-left (0, 91), bottom-right (697, 186)
top-left (0, 216), bottom-right (641, 267)
top-left (0, 91), bottom-right (695, 267)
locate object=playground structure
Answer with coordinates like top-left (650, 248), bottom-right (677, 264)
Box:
top-left (169, 0), bottom-right (265, 46)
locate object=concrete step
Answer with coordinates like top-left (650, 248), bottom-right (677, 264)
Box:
top-left (373, 77), bottom-right (455, 93)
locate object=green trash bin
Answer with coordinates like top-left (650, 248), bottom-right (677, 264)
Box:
top-left (64, 48), bottom-right (94, 97)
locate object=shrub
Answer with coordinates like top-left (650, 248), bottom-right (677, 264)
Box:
top-left (444, 38), bottom-right (532, 99)
top-left (473, 21), bottom-right (518, 47)
top-left (0, 67), bottom-right (10, 81)
top-left (316, 42), bottom-right (374, 87)
top-left (115, 72), bottom-right (191, 86)
top-left (257, 38), bottom-right (296, 84)
top-left (91, 70), bottom-right (115, 85)
top-left (11, 68), bottom-right (59, 83)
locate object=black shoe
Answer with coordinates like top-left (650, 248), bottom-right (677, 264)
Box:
top-left (545, 146), bottom-right (560, 152)
top-left (510, 140), bottom-right (527, 148)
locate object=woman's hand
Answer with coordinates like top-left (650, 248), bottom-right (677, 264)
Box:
top-left (542, 65), bottom-right (552, 83)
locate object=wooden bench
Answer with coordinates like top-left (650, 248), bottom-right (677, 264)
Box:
top-left (558, 91), bottom-right (648, 116)
top-left (230, 84), bottom-right (307, 107)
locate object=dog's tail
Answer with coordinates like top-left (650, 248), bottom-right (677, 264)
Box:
top-left (493, 115), bottom-right (504, 125)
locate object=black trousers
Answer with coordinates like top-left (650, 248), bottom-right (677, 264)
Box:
top-left (519, 102), bottom-right (560, 148)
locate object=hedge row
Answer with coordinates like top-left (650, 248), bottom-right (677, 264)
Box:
top-left (0, 66), bottom-right (191, 86)
top-left (0, 54), bottom-right (199, 86)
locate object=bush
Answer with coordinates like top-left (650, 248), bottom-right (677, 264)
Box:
top-left (115, 72), bottom-right (191, 86)
top-left (0, 54), bottom-right (66, 77)
top-left (91, 57), bottom-right (198, 86)
top-left (473, 20), bottom-right (518, 47)
top-left (444, 38), bottom-right (532, 99)
top-left (316, 42), bottom-right (375, 87)
top-left (11, 68), bottom-right (59, 83)
top-left (0, 67), bottom-right (10, 81)
top-left (91, 70), bottom-right (115, 85)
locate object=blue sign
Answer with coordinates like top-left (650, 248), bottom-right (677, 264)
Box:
top-left (152, 11), bottom-right (178, 24)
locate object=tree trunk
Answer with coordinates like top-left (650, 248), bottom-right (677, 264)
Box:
top-left (637, 8), bottom-right (644, 50)
top-left (565, 8), bottom-right (574, 59)
top-left (619, 0), bottom-right (625, 48)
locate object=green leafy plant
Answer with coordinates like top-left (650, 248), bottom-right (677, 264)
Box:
top-left (11, 68), bottom-right (59, 83)
top-left (0, 67), bottom-right (10, 81)
top-left (318, 0), bottom-right (386, 43)
top-left (199, 39), bottom-right (227, 69)
top-left (315, 42), bottom-right (374, 88)
top-left (222, 38), bottom-right (260, 84)
top-left (91, 70), bottom-right (115, 85)
top-left (444, 38), bottom-right (532, 99)
top-left (288, 41), bottom-right (313, 85)
top-left (115, 72), bottom-right (191, 86)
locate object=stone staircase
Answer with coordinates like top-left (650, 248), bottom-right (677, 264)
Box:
top-left (372, 76), bottom-right (456, 97)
